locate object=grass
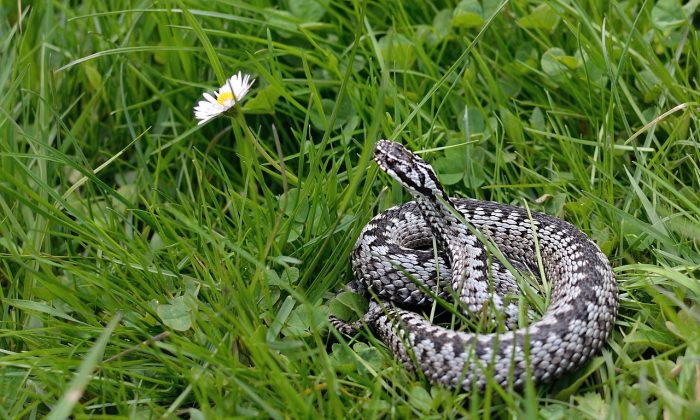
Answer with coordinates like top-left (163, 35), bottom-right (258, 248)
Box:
top-left (1, 0), bottom-right (699, 417)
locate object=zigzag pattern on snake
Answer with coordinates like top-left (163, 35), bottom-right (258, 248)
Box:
top-left (330, 140), bottom-right (618, 390)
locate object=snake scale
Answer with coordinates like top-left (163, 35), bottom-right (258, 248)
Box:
top-left (331, 140), bottom-right (618, 390)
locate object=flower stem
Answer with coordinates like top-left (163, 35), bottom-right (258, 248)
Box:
top-left (233, 112), bottom-right (299, 186)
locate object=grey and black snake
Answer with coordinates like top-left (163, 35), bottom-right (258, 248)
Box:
top-left (331, 140), bottom-right (618, 390)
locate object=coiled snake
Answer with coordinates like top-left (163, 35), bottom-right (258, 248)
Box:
top-left (331, 140), bottom-right (618, 390)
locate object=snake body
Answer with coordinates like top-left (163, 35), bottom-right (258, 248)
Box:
top-left (332, 140), bottom-right (618, 390)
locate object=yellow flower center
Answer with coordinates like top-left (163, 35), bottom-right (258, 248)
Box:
top-left (217, 92), bottom-right (234, 106)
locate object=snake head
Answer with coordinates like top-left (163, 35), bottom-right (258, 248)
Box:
top-left (374, 140), bottom-right (449, 202)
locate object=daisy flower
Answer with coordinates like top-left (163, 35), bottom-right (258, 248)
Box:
top-left (194, 71), bottom-right (255, 125)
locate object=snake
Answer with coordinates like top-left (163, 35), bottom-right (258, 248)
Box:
top-left (330, 140), bottom-right (618, 390)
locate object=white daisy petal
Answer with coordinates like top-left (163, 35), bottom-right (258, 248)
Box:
top-left (194, 111), bottom-right (214, 119)
top-left (202, 92), bottom-right (218, 104)
top-left (196, 111), bottom-right (219, 119)
top-left (194, 109), bottom-right (214, 118)
top-left (195, 100), bottom-right (214, 110)
top-left (193, 71), bottom-right (256, 125)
